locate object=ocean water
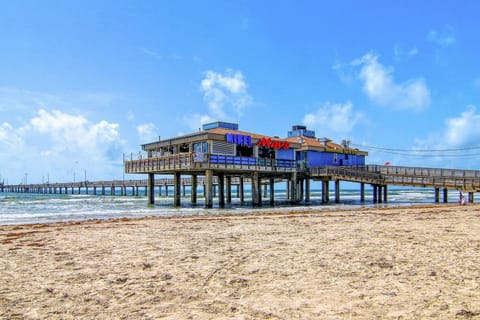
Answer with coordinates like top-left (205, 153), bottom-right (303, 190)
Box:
top-left (0, 188), bottom-right (465, 225)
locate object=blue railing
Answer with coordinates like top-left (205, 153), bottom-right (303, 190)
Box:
top-left (210, 155), bottom-right (295, 168)
top-left (210, 155), bottom-right (257, 165)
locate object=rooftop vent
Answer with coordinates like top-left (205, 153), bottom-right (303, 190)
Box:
top-left (318, 137), bottom-right (331, 146)
top-left (202, 121), bottom-right (239, 131)
top-left (288, 125), bottom-right (316, 138)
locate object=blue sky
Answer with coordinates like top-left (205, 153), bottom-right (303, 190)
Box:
top-left (1, 1), bottom-right (480, 183)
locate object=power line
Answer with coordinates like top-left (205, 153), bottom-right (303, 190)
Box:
top-left (351, 143), bottom-right (480, 153)
top-left (350, 143), bottom-right (480, 159)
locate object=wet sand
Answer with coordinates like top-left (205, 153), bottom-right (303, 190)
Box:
top-left (1, 204), bottom-right (480, 319)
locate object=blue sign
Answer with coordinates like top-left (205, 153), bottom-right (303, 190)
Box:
top-left (226, 133), bottom-right (252, 146)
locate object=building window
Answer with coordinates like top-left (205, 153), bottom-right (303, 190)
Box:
top-left (193, 142), bottom-right (208, 153)
top-left (236, 145), bottom-right (253, 157)
top-left (258, 147), bottom-right (276, 159)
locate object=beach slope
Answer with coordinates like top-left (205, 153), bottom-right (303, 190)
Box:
top-left (1, 205), bottom-right (480, 319)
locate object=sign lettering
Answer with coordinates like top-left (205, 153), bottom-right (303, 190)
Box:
top-left (226, 133), bottom-right (252, 146)
top-left (256, 137), bottom-right (290, 150)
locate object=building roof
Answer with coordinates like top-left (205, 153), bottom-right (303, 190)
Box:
top-left (141, 123), bottom-right (366, 155)
top-left (284, 136), bottom-right (368, 155)
top-left (142, 126), bottom-right (302, 150)
top-left (284, 136), bottom-right (341, 148)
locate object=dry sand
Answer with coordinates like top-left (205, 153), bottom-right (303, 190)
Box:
top-left (1, 204), bottom-right (480, 319)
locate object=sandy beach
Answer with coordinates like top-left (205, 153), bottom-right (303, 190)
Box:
top-left (1, 204), bottom-right (480, 319)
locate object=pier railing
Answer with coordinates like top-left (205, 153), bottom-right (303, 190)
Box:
top-left (311, 165), bottom-right (480, 191)
top-left (310, 166), bottom-right (385, 184)
top-left (365, 165), bottom-right (480, 190)
top-left (124, 152), bottom-right (296, 174)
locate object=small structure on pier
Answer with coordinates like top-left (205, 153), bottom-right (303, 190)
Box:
top-left (124, 122), bottom-right (368, 207)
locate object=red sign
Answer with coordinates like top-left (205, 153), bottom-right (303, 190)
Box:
top-left (256, 137), bottom-right (290, 150)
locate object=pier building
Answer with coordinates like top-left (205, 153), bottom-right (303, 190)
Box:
top-left (124, 122), bottom-right (368, 207)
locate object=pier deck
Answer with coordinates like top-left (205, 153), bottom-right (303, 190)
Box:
top-left (310, 165), bottom-right (480, 191)
top-left (3, 161), bottom-right (480, 206)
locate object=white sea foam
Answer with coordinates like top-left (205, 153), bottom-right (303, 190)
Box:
top-left (0, 188), bottom-right (467, 225)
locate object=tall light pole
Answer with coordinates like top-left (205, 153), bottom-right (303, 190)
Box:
top-left (73, 161), bottom-right (78, 183)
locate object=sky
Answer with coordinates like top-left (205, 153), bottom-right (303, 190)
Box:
top-left (1, 0), bottom-right (480, 184)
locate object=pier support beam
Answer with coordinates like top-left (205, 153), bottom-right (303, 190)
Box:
top-left (322, 180), bottom-right (329, 203)
top-left (226, 176), bottom-right (232, 204)
top-left (218, 173), bottom-right (225, 207)
top-left (435, 188), bottom-right (440, 203)
top-left (360, 183), bottom-right (365, 202)
top-left (373, 185), bottom-right (378, 203)
top-left (174, 172), bottom-right (181, 207)
top-left (298, 179), bottom-right (304, 202)
top-left (443, 188), bottom-right (448, 203)
top-left (383, 185), bottom-right (388, 203)
top-left (468, 192), bottom-right (474, 203)
top-left (147, 173), bottom-right (155, 205)
top-left (335, 180), bottom-right (340, 204)
top-left (239, 177), bottom-right (244, 203)
top-left (191, 174), bottom-right (197, 204)
top-left (269, 178), bottom-right (275, 205)
top-left (286, 180), bottom-right (291, 200)
top-left (251, 172), bottom-right (261, 206)
top-left (290, 173), bottom-right (298, 203)
top-left (305, 178), bottom-right (310, 203)
top-left (205, 169), bottom-right (213, 208)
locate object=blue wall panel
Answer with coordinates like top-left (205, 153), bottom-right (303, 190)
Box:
top-left (277, 148), bottom-right (294, 160)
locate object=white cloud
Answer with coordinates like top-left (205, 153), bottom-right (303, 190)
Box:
top-left (303, 102), bottom-right (365, 138)
top-left (404, 105), bottom-right (480, 168)
top-left (0, 109), bottom-right (125, 182)
top-left (200, 69), bottom-right (252, 120)
top-left (427, 25), bottom-right (456, 47)
top-left (443, 105), bottom-right (480, 146)
top-left (28, 109), bottom-right (121, 154)
top-left (0, 122), bottom-right (23, 148)
top-left (136, 123), bottom-right (158, 142)
top-left (352, 53), bottom-right (431, 111)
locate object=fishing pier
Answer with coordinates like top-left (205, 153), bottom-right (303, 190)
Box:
top-left (3, 122), bottom-right (480, 207)
top-left (3, 164), bottom-right (480, 206)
